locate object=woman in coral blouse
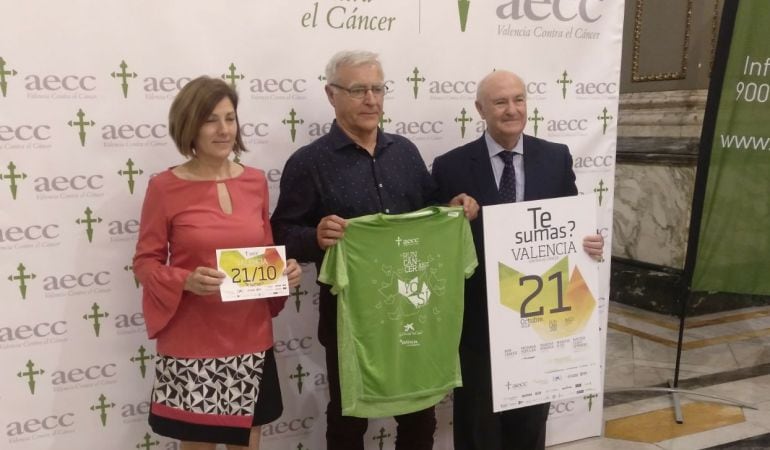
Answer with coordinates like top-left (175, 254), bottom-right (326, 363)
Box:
top-left (133, 76), bottom-right (301, 450)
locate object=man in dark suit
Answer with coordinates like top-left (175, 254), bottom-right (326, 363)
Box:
top-left (432, 70), bottom-right (604, 450)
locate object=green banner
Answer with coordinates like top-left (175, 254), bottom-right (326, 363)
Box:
top-left (692, 1), bottom-right (770, 294)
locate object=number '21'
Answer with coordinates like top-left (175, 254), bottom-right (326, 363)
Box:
top-left (519, 272), bottom-right (571, 318)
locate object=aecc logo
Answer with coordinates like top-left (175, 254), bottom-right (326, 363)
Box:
top-left (0, 125), bottom-right (51, 141)
top-left (25, 74), bottom-right (96, 91)
top-left (393, 120), bottom-right (443, 136)
top-left (274, 336), bottom-right (314, 355)
top-left (0, 321), bottom-right (67, 343)
top-left (497, 0), bottom-right (603, 22)
top-left (261, 416), bottom-right (315, 438)
top-left (0, 224), bottom-right (59, 242)
top-left (549, 400), bottom-right (576, 415)
top-left (6, 413), bottom-right (76, 437)
top-left (573, 154), bottom-right (614, 170)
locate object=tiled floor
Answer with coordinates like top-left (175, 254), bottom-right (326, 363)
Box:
top-left (550, 302), bottom-right (770, 449)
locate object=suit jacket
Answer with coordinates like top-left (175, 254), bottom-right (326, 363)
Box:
top-left (432, 134), bottom-right (577, 350)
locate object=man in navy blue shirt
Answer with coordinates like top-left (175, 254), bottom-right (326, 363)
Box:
top-left (271, 50), bottom-right (477, 450)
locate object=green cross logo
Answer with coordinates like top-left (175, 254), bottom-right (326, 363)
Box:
top-left (111, 60), bottom-right (137, 99)
top-left (556, 70), bottom-right (572, 100)
top-left (379, 112), bottom-right (392, 131)
top-left (130, 345), bottom-right (155, 378)
top-left (289, 363), bottom-right (310, 394)
top-left (584, 393), bottom-right (598, 412)
top-left (597, 107), bottom-right (613, 135)
top-left (135, 432), bottom-right (159, 450)
top-left (1, 161), bottom-right (27, 200)
top-left (76, 207), bottom-right (103, 243)
top-left (528, 108), bottom-right (544, 137)
top-left (291, 285), bottom-right (308, 313)
top-left (457, 0), bottom-right (471, 32)
top-left (90, 393), bottom-right (116, 426)
top-left (372, 427), bottom-right (392, 450)
top-left (17, 359), bottom-right (44, 395)
top-left (83, 302), bottom-right (109, 337)
top-left (8, 262), bottom-right (36, 300)
top-left (593, 179), bottom-right (609, 206)
top-left (0, 56), bottom-right (18, 97)
top-left (222, 63), bottom-right (245, 89)
top-left (118, 158), bottom-right (143, 194)
top-left (454, 108), bottom-right (473, 138)
top-left (406, 67), bottom-right (426, 99)
top-left (282, 108), bottom-right (304, 143)
top-left (68, 108), bottom-right (95, 147)
top-left (124, 264), bottom-right (140, 288)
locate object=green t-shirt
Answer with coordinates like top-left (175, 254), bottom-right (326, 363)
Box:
top-left (319, 206), bottom-right (478, 418)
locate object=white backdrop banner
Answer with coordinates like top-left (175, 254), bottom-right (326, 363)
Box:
top-left (1, 1), bottom-right (623, 448)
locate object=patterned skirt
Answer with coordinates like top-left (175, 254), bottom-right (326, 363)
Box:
top-left (148, 347), bottom-right (282, 446)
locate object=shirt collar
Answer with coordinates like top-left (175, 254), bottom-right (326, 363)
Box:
top-left (329, 120), bottom-right (394, 154)
top-left (485, 131), bottom-right (524, 159)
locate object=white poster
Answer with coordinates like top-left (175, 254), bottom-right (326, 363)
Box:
top-left (483, 196), bottom-right (602, 412)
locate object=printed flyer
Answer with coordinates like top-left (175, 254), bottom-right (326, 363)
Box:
top-left (483, 195), bottom-right (601, 412)
top-left (216, 245), bottom-right (289, 301)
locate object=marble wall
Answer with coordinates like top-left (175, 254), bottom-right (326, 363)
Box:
top-left (612, 90), bottom-right (706, 269)
top-left (613, 165), bottom-right (694, 268)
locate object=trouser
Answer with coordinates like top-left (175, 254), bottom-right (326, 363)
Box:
top-left (453, 344), bottom-right (549, 450)
top-left (324, 339), bottom-right (437, 450)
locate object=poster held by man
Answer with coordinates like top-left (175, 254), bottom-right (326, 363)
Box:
top-left (483, 195), bottom-right (602, 412)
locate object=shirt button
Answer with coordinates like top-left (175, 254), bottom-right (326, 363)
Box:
top-left (378, 183), bottom-right (383, 188)
top-left (385, 208), bottom-right (390, 213)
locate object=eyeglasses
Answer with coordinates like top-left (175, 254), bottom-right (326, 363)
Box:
top-left (329, 83), bottom-right (389, 99)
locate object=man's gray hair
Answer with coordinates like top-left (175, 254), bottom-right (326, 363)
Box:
top-left (325, 50), bottom-right (383, 84)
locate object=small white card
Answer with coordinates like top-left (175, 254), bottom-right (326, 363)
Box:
top-left (216, 245), bottom-right (289, 301)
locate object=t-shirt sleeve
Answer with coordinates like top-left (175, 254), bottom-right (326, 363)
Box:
top-left (461, 216), bottom-right (479, 278)
top-left (318, 240), bottom-right (349, 296)
top-left (132, 176), bottom-right (190, 339)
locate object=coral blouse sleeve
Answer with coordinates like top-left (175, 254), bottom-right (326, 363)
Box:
top-left (261, 176), bottom-right (288, 318)
top-left (132, 177), bottom-right (191, 339)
